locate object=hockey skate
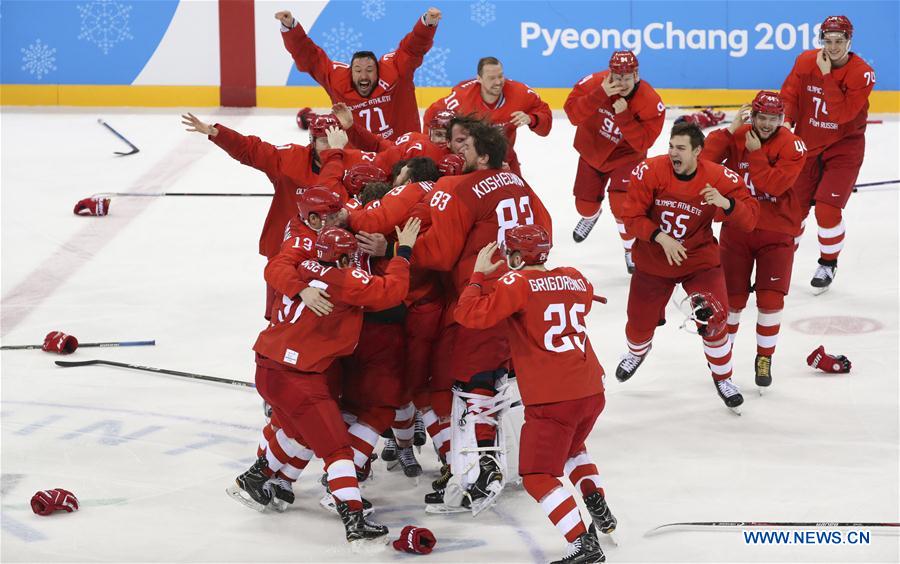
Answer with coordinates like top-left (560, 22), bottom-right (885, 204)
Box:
top-left (550, 531), bottom-right (606, 564)
top-left (755, 354), bottom-right (772, 392)
top-left (266, 476), bottom-right (295, 512)
top-left (714, 377), bottom-right (744, 414)
top-left (380, 437), bottom-right (398, 463)
top-left (573, 215), bottom-right (599, 243)
top-left (225, 457), bottom-right (273, 512)
top-left (811, 260), bottom-right (837, 295)
top-left (335, 500), bottom-right (389, 546)
top-left (424, 464), bottom-right (467, 513)
top-left (584, 491), bottom-right (617, 535)
top-left (623, 251), bottom-right (635, 274)
top-left (615, 347), bottom-right (650, 382)
top-left (461, 455), bottom-right (504, 516)
top-left (319, 472), bottom-right (375, 516)
top-left (413, 411), bottom-right (427, 449)
top-left (392, 445), bottom-right (423, 478)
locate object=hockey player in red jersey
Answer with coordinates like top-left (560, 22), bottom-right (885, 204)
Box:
top-left (618, 122), bottom-right (759, 411)
top-left (701, 91), bottom-right (807, 390)
top-left (564, 50), bottom-right (666, 273)
top-left (230, 219), bottom-right (421, 545)
top-left (181, 112), bottom-right (344, 318)
top-left (455, 225), bottom-right (617, 563)
top-left (412, 122), bottom-right (552, 509)
top-left (780, 15), bottom-right (875, 292)
top-left (277, 8), bottom-right (441, 141)
top-left (423, 57), bottom-right (552, 176)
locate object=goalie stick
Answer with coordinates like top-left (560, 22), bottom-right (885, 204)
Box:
top-left (98, 119), bottom-right (140, 156)
top-left (1, 339), bottom-right (155, 351)
top-left (646, 521), bottom-right (900, 536)
top-left (54, 359), bottom-right (254, 388)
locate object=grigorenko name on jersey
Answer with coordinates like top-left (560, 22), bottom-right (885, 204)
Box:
top-left (528, 275), bottom-right (587, 293)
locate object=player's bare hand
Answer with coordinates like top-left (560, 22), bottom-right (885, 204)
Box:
top-left (325, 126), bottom-right (348, 149)
top-left (700, 185), bottom-right (731, 209)
top-left (473, 242), bottom-right (504, 274)
top-left (299, 286), bottom-right (333, 317)
top-left (745, 129), bottom-right (762, 152)
top-left (816, 48), bottom-right (832, 75)
top-left (654, 232), bottom-right (688, 266)
top-left (332, 103), bottom-right (354, 129)
top-left (728, 103), bottom-right (752, 134)
top-left (601, 74), bottom-right (626, 97)
top-left (612, 97), bottom-right (628, 114)
top-left (424, 7), bottom-right (442, 25)
top-left (356, 231), bottom-right (387, 256)
top-left (181, 113), bottom-right (217, 137)
top-left (396, 217), bottom-right (422, 248)
top-left (509, 111), bottom-right (532, 128)
top-left (275, 11), bottom-right (295, 28)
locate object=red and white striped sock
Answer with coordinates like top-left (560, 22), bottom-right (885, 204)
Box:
top-left (265, 428), bottom-right (313, 481)
top-left (325, 457), bottom-right (363, 512)
top-left (392, 402), bottom-right (416, 445)
top-left (616, 220), bottom-right (635, 253)
top-left (257, 423), bottom-right (276, 458)
top-left (817, 220), bottom-right (845, 261)
top-left (727, 309), bottom-right (743, 345)
top-left (347, 421), bottom-right (380, 472)
top-left (466, 387), bottom-right (498, 445)
top-left (564, 451), bottom-right (604, 497)
top-left (756, 309), bottom-right (783, 356)
top-left (523, 474), bottom-right (588, 543)
top-left (626, 336), bottom-right (652, 356)
top-left (795, 219), bottom-right (806, 252)
top-left (703, 337), bottom-right (733, 381)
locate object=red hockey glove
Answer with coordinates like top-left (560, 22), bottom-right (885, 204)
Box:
top-left (393, 525), bottom-right (436, 555)
top-left (31, 489), bottom-right (79, 516)
top-left (807, 345), bottom-right (851, 374)
top-left (296, 107), bottom-right (315, 130)
top-left (675, 108), bottom-right (726, 129)
top-left (42, 331), bottom-right (79, 354)
top-left (438, 153), bottom-right (465, 177)
top-left (73, 196), bottom-right (110, 216)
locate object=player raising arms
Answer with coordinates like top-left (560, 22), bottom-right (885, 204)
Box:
top-left (701, 91), bottom-right (807, 391)
top-left (780, 15), bottom-right (875, 292)
top-left (423, 57), bottom-right (552, 176)
top-left (617, 122), bottom-right (759, 412)
top-left (565, 51), bottom-right (666, 274)
top-left (455, 225), bottom-right (617, 564)
top-left (277, 7), bottom-right (441, 140)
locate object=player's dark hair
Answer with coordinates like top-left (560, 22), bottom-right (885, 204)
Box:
top-left (358, 182), bottom-right (393, 206)
top-left (468, 122), bottom-right (507, 169)
top-left (350, 51), bottom-right (378, 66)
top-left (392, 157), bottom-right (440, 184)
top-left (477, 56), bottom-right (502, 76)
top-left (448, 113), bottom-right (487, 136)
top-left (670, 121), bottom-right (705, 149)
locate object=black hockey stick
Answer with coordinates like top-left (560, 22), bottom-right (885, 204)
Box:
top-left (54, 359), bottom-right (255, 389)
top-left (91, 192), bottom-right (272, 198)
top-left (647, 521), bottom-right (900, 536)
top-left (853, 179), bottom-right (899, 191)
top-left (98, 119), bottom-right (140, 156)
top-left (2, 339), bottom-right (155, 351)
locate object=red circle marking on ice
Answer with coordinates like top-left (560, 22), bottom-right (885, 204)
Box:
top-left (790, 316), bottom-right (883, 335)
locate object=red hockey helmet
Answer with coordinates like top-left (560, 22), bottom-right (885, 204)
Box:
top-left (504, 224), bottom-right (552, 266)
top-left (428, 109), bottom-right (456, 145)
top-left (820, 15), bottom-right (853, 40)
top-left (296, 185), bottom-right (343, 222)
top-left (316, 226), bottom-right (358, 262)
top-left (437, 153), bottom-right (465, 177)
top-left (309, 114), bottom-right (341, 139)
top-left (343, 163), bottom-right (388, 196)
top-left (751, 90), bottom-right (784, 116)
top-left (687, 291), bottom-right (727, 338)
top-left (608, 50), bottom-right (638, 74)
top-left (296, 107), bottom-right (314, 130)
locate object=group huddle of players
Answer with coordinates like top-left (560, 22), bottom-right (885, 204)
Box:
top-left (180, 7), bottom-right (874, 562)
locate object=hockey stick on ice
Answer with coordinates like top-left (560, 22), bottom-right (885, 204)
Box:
top-left (91, 192), bottom-right (273, 198)
top-left (1, 339), bottom-right (155, 351)
top-left (646, 521), bottom-right (900, 537)
top-left (98, 119), bottom-right (140, 156)
top-left (852, 179), bottom-right (899, 192)
top-left (54, 359), bottom-right (255, 388)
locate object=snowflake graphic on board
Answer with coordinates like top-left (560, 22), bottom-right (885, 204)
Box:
top-left (21, 39), bottom-right (57, 80)
top-left (415, 47), bottom-right (451, 87)
top-left (77, 0), bottom-right (133, 55)
top-left (322, 23), bottom-right (363, 63)
top-left (361, 0), bottom-right (386, 21)
top-left (470, 0), bottom-right (495, 27)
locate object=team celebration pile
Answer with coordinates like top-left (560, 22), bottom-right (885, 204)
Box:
top-left (48, 6), bottom-right (876, 563)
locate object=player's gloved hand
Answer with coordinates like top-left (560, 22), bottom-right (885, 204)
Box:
top-left (675, 108), bottom-right (726, 129)
top-left (296, 107), bottom-right (314, 130)
top-left (31, 488), bottom-right (79, 515)
top-left (42, 331), bottom-right (79, 354)
top-left (438, 153), bottom-right (465, 176)
top-left (73, 196), bottom-right (110, 216)
top-left (807, 345), bottom-right (851, 373)
top-left (392, 525), bottom-right (436, 554)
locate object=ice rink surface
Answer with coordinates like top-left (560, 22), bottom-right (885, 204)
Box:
top-left (1, 107), bottom-right (898, 562)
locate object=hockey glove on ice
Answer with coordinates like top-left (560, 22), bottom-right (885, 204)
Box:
top-left (807, 345), bottom-right (851, 374)
top-left (392, 525), bottom-right (436, 555)
top-left (42, 331), bottom-right (79, 354)
top-left (31, 489), bottom-right (79, 516)
top-left (73, 196), bottom-right (110, 216)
